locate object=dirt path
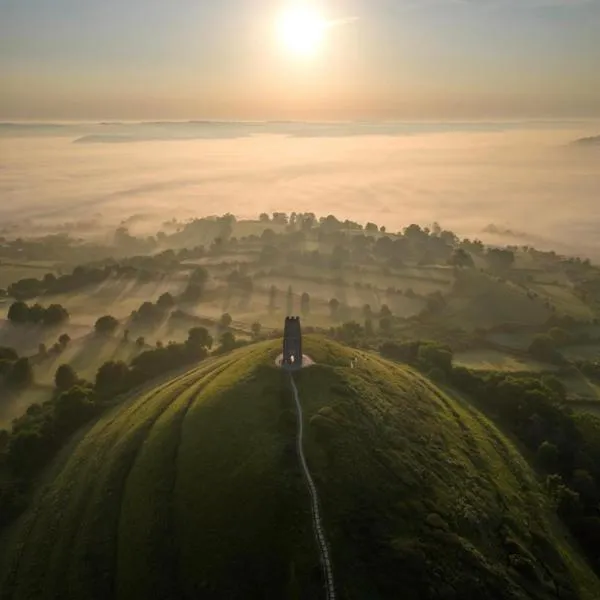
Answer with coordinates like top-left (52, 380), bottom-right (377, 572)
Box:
top-left (289, 374), bottom-right (336, 600)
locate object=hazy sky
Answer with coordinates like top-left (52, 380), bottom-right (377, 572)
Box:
top-left (1, 0), bottom-right (599, 120)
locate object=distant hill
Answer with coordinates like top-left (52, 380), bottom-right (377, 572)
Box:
top-left (572, 135), bottom-right (600, 147)
top-left (1, 337), bottom-right (598, 599)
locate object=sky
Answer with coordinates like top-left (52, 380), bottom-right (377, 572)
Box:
top-left (1, 0), bottom-right (600, 120)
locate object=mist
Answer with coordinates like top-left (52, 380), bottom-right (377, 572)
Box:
top-left (1, 121), bottom-right (599, 257)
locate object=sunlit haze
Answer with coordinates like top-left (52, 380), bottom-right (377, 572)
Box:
top-left (277, 3), bottom-right (327, 58)
top-left (2, 0), bottom-right (600, 120)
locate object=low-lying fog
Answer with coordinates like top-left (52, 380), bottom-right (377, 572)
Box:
top-left (1, 121), bottom-right (599, 257)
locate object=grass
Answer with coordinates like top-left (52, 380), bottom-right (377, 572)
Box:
top-left (0, 263), bottom-right (59, 290)
top-left (486, 332), bottom-right (537, 351)
top-left (0, 337), bottom-right (598, 599)
top-left (562, 344), bottom-right (600, 361)
top-left (558, 372), bottom-right (600, 401)
top-left (528, 283), bottom-right (594, 321)
top-left (443, 270), bottom-right (552, 331)
top-left (454, 349), bottom-right (555, 373)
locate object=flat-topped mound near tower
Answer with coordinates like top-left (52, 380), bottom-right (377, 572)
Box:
top-left (0, 337), bottom-right (598, 600)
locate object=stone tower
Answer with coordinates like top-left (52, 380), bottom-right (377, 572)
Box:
top-left (282, 316), bottom-right (303, 368)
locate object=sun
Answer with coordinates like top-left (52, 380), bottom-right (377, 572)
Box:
top-left (277, 4), bottom-right (326, 58)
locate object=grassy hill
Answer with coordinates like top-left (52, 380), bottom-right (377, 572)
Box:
top-left (0, 337), bottom-right (598, 600)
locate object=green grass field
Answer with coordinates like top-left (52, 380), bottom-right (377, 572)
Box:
top-left (0, 263), bottom-right (59, 290)
top-left (0, 337), bottom-right (597, 599)
top-left (562, 344), bottom-right (600, 361)
top-left (454, 349), bottom-right (555, 373)
top-left (559, 373), bottom-right (600, 400)
top-left (444, 271), bottom-right (552, 331)
top-left (529, 283), bottom-right (594, 321)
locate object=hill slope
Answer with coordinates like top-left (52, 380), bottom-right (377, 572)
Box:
top-left (0, 338), bottom-right (598, 600)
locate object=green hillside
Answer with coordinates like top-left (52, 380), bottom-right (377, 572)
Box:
top-left (1, 337), bottom-right (598, 600)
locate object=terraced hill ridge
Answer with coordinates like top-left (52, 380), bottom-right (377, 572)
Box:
top-left (0, 337), bottom-right (599, 600)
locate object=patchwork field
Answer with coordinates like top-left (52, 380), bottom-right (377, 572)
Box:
top-left (454, 349), bottom-right (554, 373)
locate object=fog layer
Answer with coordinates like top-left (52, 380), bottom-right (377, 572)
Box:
top-left (1, 122), bottom-right (599, 257)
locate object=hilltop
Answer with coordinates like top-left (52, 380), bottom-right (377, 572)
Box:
top-left (1, 337), bottom-right (598, 600)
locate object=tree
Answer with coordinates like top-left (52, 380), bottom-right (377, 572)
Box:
top-left (300, 292), bottom-right (310, 316)
top-left (219, 331), bottom-right (237, 352)
top-left (43, 304), bottom-right (69, 326)
top-left (58, 333), bottom-right (71, 348)
top-left (529, 335), bottom-right (562, 364)
top-left (379, 316), bottom-right (392, 333)
top-left (545, 475), bottom-right (581, 520)
top-left (28, 304), bottom-right (45, 324)
top-left (95, 315), bottom-right (119, 335)
top-left (259, 212), bottom-right (270, 223)
top-left (286, 286), bottom-right (294, 315)
top-left (380, 304), bottom-right (392, 318)
top-left (418, 343), bottom-right (453, 373)
top-left (328, 298), bottom-right (340, 320)
top-left (55, 364), bottom-right (78, 392)
top-left (136, 336), bottom-right (146, 347)
top-left (219, 313), bottom-right (232, 329)
top-left (7, 301), bottom-right (29, 324)
top-left (364, 318), bottom-right (374, 336)
top-left (0, 347), bottom-right (18, 362)
top-left (448, 248), bottom-right (474, 269)
top-left (187, 327), bottom-right (213, 351)
top-left (7, 358), bottom-right (33, 388)
top-left (181, 267), bottom-right (209, 303)
top-left (268, 285), bottom-right (278, 313)
top-left (536, 441), bottom-right (559, 472)
top-left (157, 292), bottom-right (176, 311)
top-left (251, 322), bottom-right (262, 339)
top-left (54, 387), bottom-right (95, 433)
top-left (485, 248), bottom-right (515, 272)
top-left (339, 321), bottom-right (363, 342)
top-left (95, 361), bottom-right (130, 397)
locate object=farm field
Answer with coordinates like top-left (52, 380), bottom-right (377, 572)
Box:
top-left (454, 349), bottom-right (554, 372)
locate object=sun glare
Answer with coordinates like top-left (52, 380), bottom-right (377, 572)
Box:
top-left (277, 4), bottom-right (326, 58)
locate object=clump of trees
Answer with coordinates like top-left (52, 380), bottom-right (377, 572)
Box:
top-left (380, 340), bottom-right (453, 379)
top-left (449, 366), bottom-right (600, 571)
top-left (94, 315), bottom-right (119, 335)
top-left (7, 263), bottom-right (165, 302)
top-left (180, 267), bottom-right (209, 303)
top-left (7, 301), bottom-right (69, 327)
top-left (95, 327), bottom-right (214, 397)
top-left (129, 293), bottom-right (176, 328)
top-left (528, 334), bottom-right (566, 365)
top-left (0, 347), bottom-right (33, 389)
